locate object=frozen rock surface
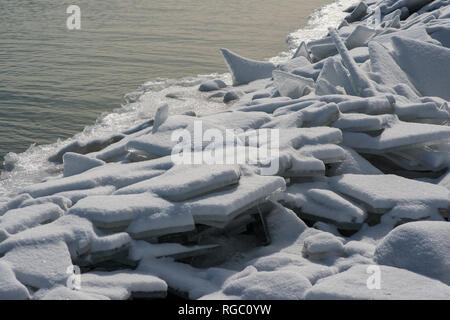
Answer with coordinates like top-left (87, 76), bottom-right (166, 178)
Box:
top-left (1, 0), bottom-right (450, 300)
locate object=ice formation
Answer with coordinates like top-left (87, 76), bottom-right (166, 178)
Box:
top-left (0, 0), bottom-right (449, 300)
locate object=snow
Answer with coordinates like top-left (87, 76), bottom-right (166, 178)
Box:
top-left (220, 267), bottom-right (312, 300)
top-left (0, 203), bottom-right (64, 238)
top-left (63, 152), bottom-right (105, 177)
top-left (0, 261), bottom-right (30, 300)
top-left (374, 221), bottom-right (450, 285)
top-left (1, 0), bottom-right (450, 300)
top-left (115, 164), bottom-right (241, 202)
top-left (331, 174), bottom-right (449, 212)
top-left (305, 264), bottom-right (450, 300)
top-left (78, 271), bottom-right (167, 300)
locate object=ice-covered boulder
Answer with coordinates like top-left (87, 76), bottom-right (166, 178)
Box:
top-left (374, 221), bottom-right (450, 285)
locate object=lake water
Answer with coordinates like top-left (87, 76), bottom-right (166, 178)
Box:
top-left (0, 0), bottom-right (341, 163)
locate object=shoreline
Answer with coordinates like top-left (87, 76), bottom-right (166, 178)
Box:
top-left (0, 0), bottom-right (450, 300)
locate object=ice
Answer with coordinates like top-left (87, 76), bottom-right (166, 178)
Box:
top-left (272, 70), bottom-right (315, 99)
top-left (199, 79), bottom-right (227, 92)
top-left (345, 2), bottom-right (368, 23)
top-left (0, 261), bottom-right (30, 300)
top-left (77, 271), bottom-right (167, 300)
top-left (221, 267), bottom-right (312, 300)
top-left (391, 36), bottom-right (450, 100)
top-left (330, 174), bottom-right (449, 213)
top-left (220, 48), bottom-right (277, 85)
top-left (63, 153), bottom-right (105, 178)
top-left (332, 113), bottom-right (396, 132)
top-left (3, 241), bottom-right (73, 289)
top-left (1, 0), bottom-right (450, 300)
top-left (374, 221), bottom-right (450, 285)
top-left (305, 264), bottom-right (450, 299)
top-left (152, 104), bottom-right (170, 134)
top-left (337, 96), bottom-right (395, 114)
top-left (0, 193), bottom-right (32, 216)
top-left (302, 232), bottom-right (345, 258)
top-left (19, 195), bottom-right (72, 211)
top-left (115, 164), bottom-right (241, 202)
top-left (0, 203), bottom-right (64, 240)
top-left (343, 121), bottom-right (450, 152)
top-left (292, 42), bottom-right (311, 61)
top-left (183, 172), bottom-right (285, 228)
top-left (282, 182), bottom-right (367, 227)
top-left (20, 157), bottom-right (173, 198)
top-left (68, 193), bottom-right (195, 238)
top-left (128, 240), bottom-right (219, 261)
top-left (279, 56), bottom-right (311, 73)
top-left (201, 111), bottom-right (272, 130)
top-left (368, 41), bottom-right (420, 96)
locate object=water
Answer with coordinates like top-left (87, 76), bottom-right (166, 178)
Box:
top-left (0, 0), bottom-right (337, 161)
top-left (0, 0), bottom-right (355, 201)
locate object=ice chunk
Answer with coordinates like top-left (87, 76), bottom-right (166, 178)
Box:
top-left (35, 286), bottom-right (109, 300)
top-left (0, 193), bottom-right (32, 216)
top-left (346, 25), bottom-right (377, 50)
top-left (329, 28), bottom-right (376, 97)
top-left (394, 101), bottom-right (449, 124)
top-left (19, 195), bottom-right (72, 211)
top-left (332, 113), bottom-right (396, 132)
top-left (115, 164), bottom-right (241, 202)
top-left (272, 70), bottom-right (314, 99)
top-left (79, 271), bottom-right (167, 300)
top-left (305, 264), bottom-right (450, 300)
top-left (283, 182), bottom-right (367, 228)
top-left (343, 121), bottom-right (450, 152)
top-left (202, 111), bottom-right (272, 130)
top-left (0, 203), bottom-right (64, 239)
top-left (345, 1), bottom-right (368, 23)
top-left (63, 153), bottom-right (105, 178)
top-left (3, 241), bottom-right (73, 289)
top-left (20, 157), bottom-right (172, 198)
top-left (220, 48), bottom-right (276, 85)
top-left (375, 221), bottom-right (450, 285)
top-left (199, 79), bottom-right (227, 92)
top-left (368, 41), bottom-right (420, 95)
top-left (331, 145), bottom-right (383, 175)
top-left (152, 103), bottom-right (170, 134)
top-left (292, 42), bottom-right (311, 61)
top-left (330, 174), bottom-right (449, 213)
top-left (391, 36), bottom-right (450, 100)
top-left (48, 134), bottom-right (125, 163)
top-left (183, 173), bottom-right (285, 228)
top-left (221, 267), bottom-right (312, 300)
top-left (303, 232), bottom-right (345, 258)
top-left (0, 261), bottom-right (30, 300)
top-left (129, 240), bottom-right (219, 261)
top-left (279, 56), bottom-right (310, 73)
top-left (68, 193), bottom-right (195, 238)
top-left (337, 96), bottom-right (395, 114)
top-left (52, 186), bottom-right (116, 204)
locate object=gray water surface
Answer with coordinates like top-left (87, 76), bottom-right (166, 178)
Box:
top-left (0, 0), bottom-right (331, 163)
